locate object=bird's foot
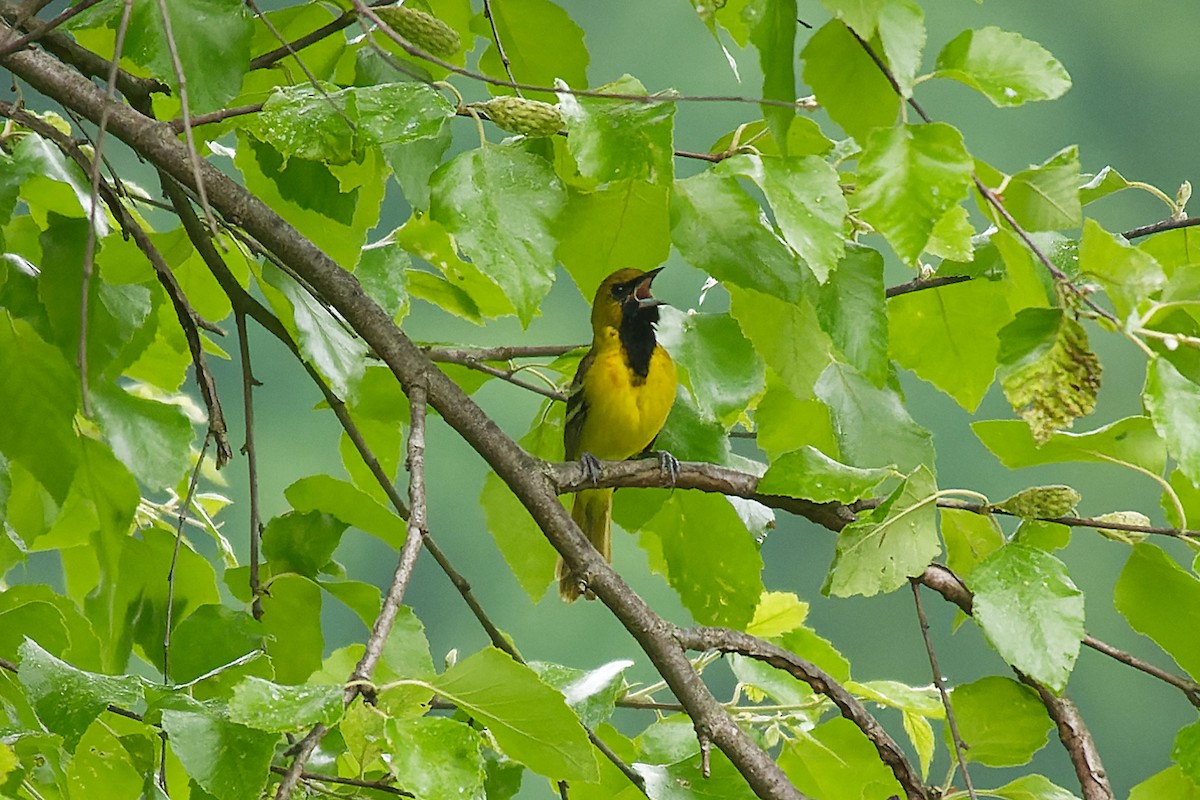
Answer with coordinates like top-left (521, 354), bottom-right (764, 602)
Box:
top-left (654, 450), bottom-right (679, 486)
top-left (579, 452), bottom-right (603, 486)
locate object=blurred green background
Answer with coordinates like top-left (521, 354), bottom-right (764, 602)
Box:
top-left (32, 0), bottom-right (1193, 795)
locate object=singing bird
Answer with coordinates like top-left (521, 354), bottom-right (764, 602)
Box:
top-left (557, 267), bottom-right (677, 601)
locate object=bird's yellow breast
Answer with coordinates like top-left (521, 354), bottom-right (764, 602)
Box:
top-left (575, 331), bottom-right (676, 461)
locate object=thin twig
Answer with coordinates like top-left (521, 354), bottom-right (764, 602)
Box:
top-left (675, 626), bottom-right (921, 800)
top-left (267, 766), bottom-right (413, 797)
top-left (236, 311), bottom-right (265, 621)
top-left (169, 102), bottom-right (264, 131)
top-left (153, 0), bottom-right (219, 239)
top-left (910, 582), bottom-right (976, 799)
top-left (1123, 216), bottom-right (1200, 240)
top-left (347, 380), bottom-right (430, 705)
top-left (885, 274), bottom-right (973, 298)
top-left (481, 0), bottom-right (519, 94)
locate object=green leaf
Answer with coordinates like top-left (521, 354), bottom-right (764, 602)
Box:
top-left (743, 0), bottom-right (797, 147)
top-left (875, 0), bottom-right (926, 97)
top-left (395, 213), bottom-right (514, 319)
top-left (229, 677), bottom-right (342, 732)
top-left (1004, 145), bottom-right (1082, 231)
top-left (996, 308), bottom-right (1101, 443)
top-left (259, 574), bottom-right (324, 684)
top-left (826, 465), bottom-right (939, 597)
top-left (169, 605), bottom-right (267, 693)
top-left (948, 676), bottom-right (1053, 766)
top-left (66, 718), bottom-right (143, 797)
top-left (1174, 720), bottom-right (1200, 787)
top-left (972, 415), bottom-right (1166, 473)
top-left (672, 172), bottom-right (809, 303)
top-left (430, 647), bottom-right (597, 781)
top-left (261, 263), bottom-right (368, 399)
top-left (352, 82), bottom-right (457, 149)
top-left (934, 26), bottom-right (1071, 107)
top-left (556, 180), bottom-right (671, 298)
top-left (476, 0), bottom-right (588, 102)
top-left (385, 717), bottom-right (487, 800)
top-left (778, 717), bottom-right (905, 800)
top-left (753, 374), bottom-right (839, 461)
top-left (927, 204), bottom-right (976, 261)
top-left (888, 276), bottom-right (1011, 411)
top-left (816, 245), bottom-right (888, 385)
top-left (656, 390), bottom-right (733, 465)
top-left (91, 384), bottom-right (193, 491)
top-left (802, 20), bottom-right (900, 142)
top-left (815, 361), bottom-right (935, 472)
top-left (430, 146), bottom-right (566, 326)
top-left (482, 402), bottom-right (562, 601)
top-left (261, 511), bottom-right (347, 578)
top-left (656, 308), bottom-right (764, 428)
top-left (161, 707), bottom-right (277, 800)
top-left (17, 639), bottom-right (142, 751)
top-left (354, 239), bottom-right (409, 321)
top-left (644, 491), bottom-right (764, 627)
top-left (558, 74), bottom-right (675, 184)
top-left (1080, 218), bottom-right (1166, 319)
top-left (988, 773), bottom-right (1082, 800)
top-left (729, 287), bottom-right (832, 400)
top-left (638, 748), bottom-right (760, 799)
top-left (856, 123), bottom-right (974, 264)
top-left (240, 85), bottom-right (355, 165)
top-left (722, 154), bottom-right (849, 282)
top-left (1130, 766), bottom-right (1200, 800)
top-left (970, 544), bottom-right (1084, 691)
top-left (0, 314), bottom-right (80, 500)
top-left (820, 0), bottom-right (886, 38)
top-left (285, 474), bottom-right (407, 549)
top-left (759, 446), bottom-right (895, 503)
top-left (1115, 544), bottom-right (1200, 680)
top-left (746, 591), bottom-right (809, 638)
top-left (530, 659), bottom-right (632, 729)
top-left (1080, 166), bottom-right (1132, 206)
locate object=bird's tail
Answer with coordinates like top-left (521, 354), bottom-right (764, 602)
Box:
top-left (556, 487), bottom-right (613, 602)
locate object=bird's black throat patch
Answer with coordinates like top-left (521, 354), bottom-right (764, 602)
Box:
top-left (619, 301), bottom-right (660, 381)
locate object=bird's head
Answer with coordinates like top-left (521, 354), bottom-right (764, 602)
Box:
top-left (590, 267), bottom-right (666, 333)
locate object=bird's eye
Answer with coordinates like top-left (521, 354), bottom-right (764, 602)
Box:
top-left (611, 284), bottom-right (630, 299)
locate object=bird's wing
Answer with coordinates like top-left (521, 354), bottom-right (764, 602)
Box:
top-left (563, 347), bottom-right (594, 461)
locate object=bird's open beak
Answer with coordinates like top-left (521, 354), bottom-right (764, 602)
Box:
top-left (633, 267), bottom-right (665, 308)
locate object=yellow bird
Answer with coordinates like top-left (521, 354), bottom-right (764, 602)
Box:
top-left (557, 268), bottom-right (677, 601)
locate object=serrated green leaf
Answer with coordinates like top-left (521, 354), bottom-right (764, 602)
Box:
top-left (816, 245), bottom-right (888, 385)
top-left (261, 511), bottom-right (347, 579)
top-left (1013, 519), bottom-right (1071, 552)
top-left (1174, 720), bottom-right (1200, 787)
top-left (229, 677), bottom-right (342, 732)
top-left (989, 773), bottom-right (1081, 800)
top-left (827, 465), bottom-right (939, 597)
top-left (1115, 544), bottom-right (1200, 680)
top-left (903, 711), bottom-right (935, 779)
top-left (161, 707), bottom-right (277, 800)
top-left (815, 361), bottom-right (935, 472)
top-left (66, 717), bottom-right (143, 798)
top-left (672, 172), bottom-right (809, 302)
top-left (638, 747), bottom-right (759, 799)
top-left (476, 0), bottom-right (587, 102)
top-left (656, 307), bottom-right (764, 428)
top-left (169, 605), bottom-right (267, 694)
top-left (285, 474), bottom-right (407, 549)
top-left (91, 384), bottom-right (193, 491)
top-left (729, 287), bottom-right (832, 399)
top-left (259, 573), bottom-right (324, 684)
top-left (948, 676), bottom-right (1052, 766)
top-left (558, 74), bottom-right (675, 183)
top-left (722, 154), bottom-right (848, 282)
top-left (530, 659), bottom-right (632, 729)
top-left (1130, 765), bottom-right (1200, 800)
top-left (385, 717), bottom-right (486, 800)
top-left (971, 544), bottom-right (1084, 691)
top-left (802, 19), bottom-right (900, 142)
top-left (876, 0), bottom-right (925, 97)
top-left (1080, 166), bottom-right (1131, 206)
top-left (744, 0), bottom-right (797, 147)
top-left (430, 146), bottom-right (565, 326)
top-left (355, 239), bottom-right (410, 321)
top-left (972, 415), bottom-right (1166, 473)
top-left (640, 491), bottom-right (764, 628)
top-left (0, 314), bottom-right (80, 501)
top-left (759, 446), bottom-right (895, 503)
top-left (556, 180), bottom-right (671, 298)
top-left (352, 82), bottom-right (457, 148)
top-left (857, 123), bottom-right (974, 264)
top-left (1080, 218), bottom-right (1166, 319)
top-left (927, 203), bottom-right (976, 261)
top-left (934, 26), bottom-right (1071, 107)
top-left (241, 85), bottom-right (355, 165)
top-left (17, 639), bottom-right (143, 751)
top-left (889, 276), bottom-right (1011, 411)
top-left (746, 591), bottom-right (809, 637)
top-left (431, 647), bottom-right (597, 781)
top-left (1004, 145), bottom-right (1082, 231)
top-left (778, 717), bottom-right (905, 800)
top-left (996, 308), bottom-right (1101, 443)
top-left (395, 213), bottom-right (514, 319)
